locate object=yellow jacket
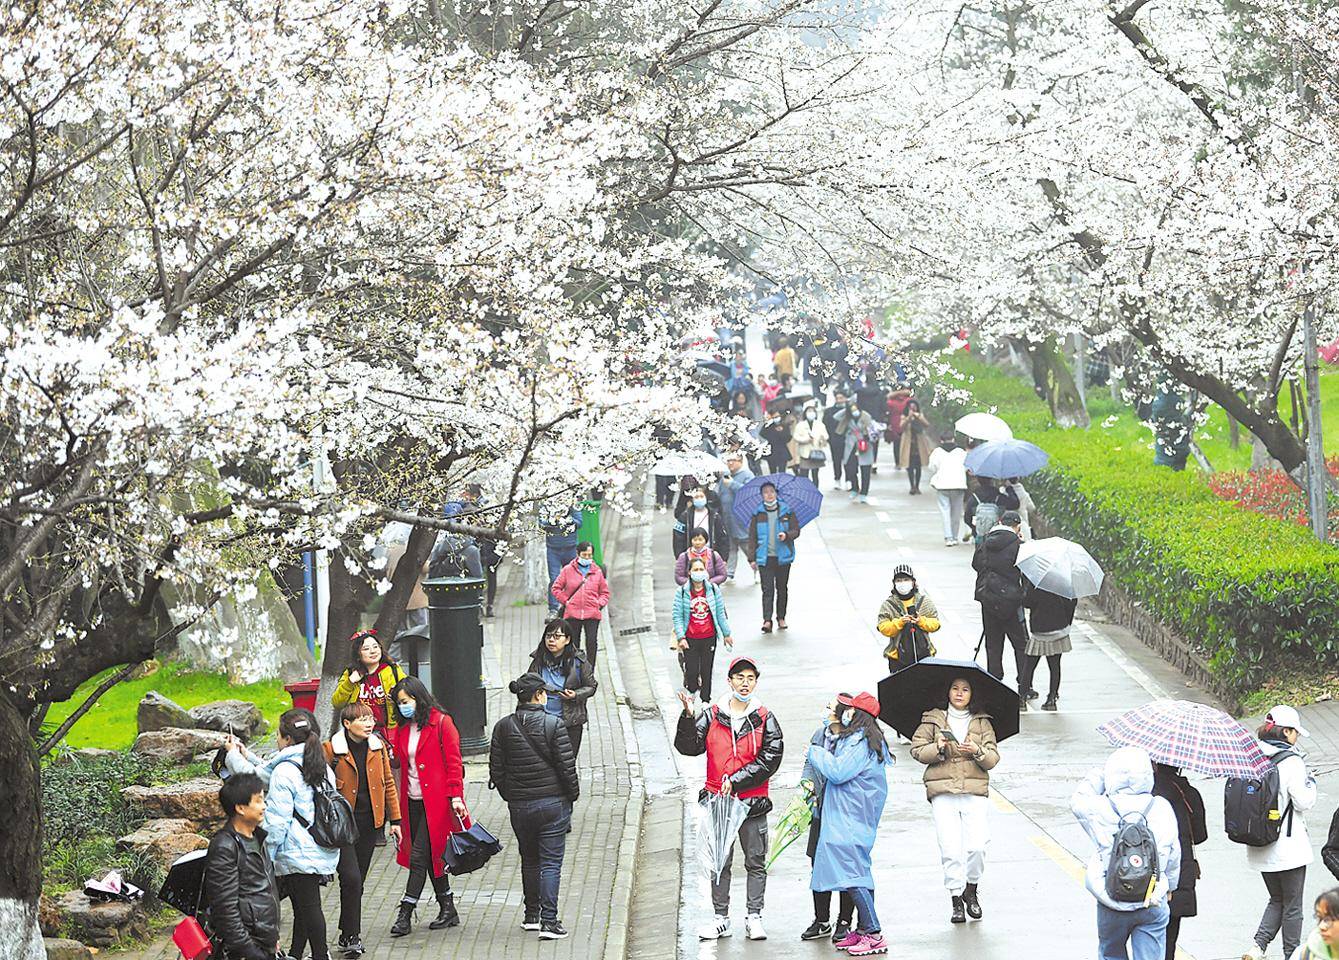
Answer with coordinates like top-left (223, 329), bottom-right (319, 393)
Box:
top-left (332, 661), bottom-right (408, 728)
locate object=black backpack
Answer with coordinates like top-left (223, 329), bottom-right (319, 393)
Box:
top-left (284, 760), bottom-right (358, 849)
top-left (975, 567), bottom-right (1025, 618)
top-left (1224, 750), bottom-right (1297, 847)
top-left (1105, 798), bottom-right (1159, 904)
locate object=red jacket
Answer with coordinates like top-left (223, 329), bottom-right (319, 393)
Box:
top-left (390, 709), bottom-right (466, 878)
top-left (674, 701), bottom-right (785, 813)
top-left (550, 559), bottom-right (610, 620)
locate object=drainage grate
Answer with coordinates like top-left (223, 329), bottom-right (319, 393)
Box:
top-left (618, 625), bottom-right (653, 636)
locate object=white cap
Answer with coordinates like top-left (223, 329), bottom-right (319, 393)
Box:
top-left (1267, 705), bottom-right (1310, 738)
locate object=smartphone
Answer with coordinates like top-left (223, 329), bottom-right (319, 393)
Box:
top-left (940, 729), bottom-right (958, 743)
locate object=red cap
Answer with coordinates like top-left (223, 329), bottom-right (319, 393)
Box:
top-left (727, 656), bottom-right (760, 677)
top-left (837, 692), bottom-right (879, 719)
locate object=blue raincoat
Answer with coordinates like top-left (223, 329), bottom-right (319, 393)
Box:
top-left (808, 732), bottom-right (889, 891)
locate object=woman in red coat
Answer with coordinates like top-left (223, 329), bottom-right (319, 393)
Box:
top-left (387, 676), bottom-right (468, 938)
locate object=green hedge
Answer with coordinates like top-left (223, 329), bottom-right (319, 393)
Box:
top-left (930, 354), bottom-right (1339, 692)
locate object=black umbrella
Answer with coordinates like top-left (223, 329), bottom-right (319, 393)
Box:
top-left (696, 359), bottom-right (731, 380)
top-left (877, 658), bottom-right (1021, 742)
top-left (159, 849), bottom-right (210, 917)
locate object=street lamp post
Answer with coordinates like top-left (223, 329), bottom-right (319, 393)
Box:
top-left (423, 575), bottom-right (489, 755)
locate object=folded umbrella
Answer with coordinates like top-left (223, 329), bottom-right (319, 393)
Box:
top-left (1016, 537), bottom-right (1104, 599)
top-left (696, 792), bottom-right (751, 884)
top-left (730, 473), bottom-right (823, 528)
top-left (442, 820), bottom-right (503, 876)
top-left (964, 439), bottom-right (1049, 479)
top-left (877, 658), bottom-right (1021, 742)
top-left (1097, 699), bottom-right (1273, 780)
top-left (765, 793), bottom-right (814, 870)
top-left (159, 851), bottom-right (209, 917)
top-left (955, 412), bottom-right (1013, 442)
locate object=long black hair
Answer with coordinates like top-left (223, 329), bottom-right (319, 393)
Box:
top-left (391, 675), bottom-right (440, 728)
top-left (348, 628), bottom-right (386, 672)
top-left (278, 708), bottom-right (326, 788)
top-left (536, 618), bottom-right (576, 665)
top-left (836, 700), bottom-right (888, 759)
top-left (943, 676), bottom-right (988, 715)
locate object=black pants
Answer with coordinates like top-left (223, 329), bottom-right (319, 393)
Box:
top-left (814, 890), bottom-right (855, 925)
top-left (889, 436), bottom-right (902, 467)
top-left (760, 559), bottom-right (791, 620)
top-left (566, 723), bottom-right (584, 759)
top-left (845, 458), bottom-right (871, 495)
top-left (1164, 915), bottom-right (1181, 960)
top-left (681, 638), bottom-right (717, 702)
top-left (655, 475), bottom-right (674, 507)
top-left (907, 458), bottom-right (922, 492)
top-left (792, 465), bottom-right (820, 484)
top-left (982, 608), bottom-right (1028, 689)
top-left (765, 455), bottom-right (788, 475)
top-left (336, 812), bottom-right (378, 938)
top-left (567, 617), bottom-right (600, 665)
top-left (404, 798), bottom-right (450, 904)
top-left (829, 436), bottom-right (846, 480)
top-left (1022, 654), bottom-right (1062, 698)
top-left (285, 874), bottom-right (330, 960)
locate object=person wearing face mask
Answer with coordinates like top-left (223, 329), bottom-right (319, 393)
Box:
top-left (672, 483), bottom-right (728, 559)
top-left (746, 481), bottom-right (801, 633)
top-left (823, 389), bottom-right (851, 490)
top-left (799, 702), bottom-right (856, 944)
top-left (671, 556), bottom-right (734, 706)
top-left (899, 399), bottom-right (934, 495)
top-left (927, 433), bottom-right (969, 544)
top-left (834, 399), bottom-right (878, 503)
top-left (527, 619), bottom-right (597, 758)
top-left (760, 409), bottom-right (795, 476)
top-left (674, 527), bottom-right (728, 586)
top-left (716, 454), bottom-right (756, 581)
top-left (876, 564), bottom-right (941, 673)
top-left (792, 401), bottom-right (829, 484)
top-left (387, 677), bottom-right (469, 939)
top-left (675, 657), bottom-right (785, 942)
top-left (549, 541), bottom-right (610, 665)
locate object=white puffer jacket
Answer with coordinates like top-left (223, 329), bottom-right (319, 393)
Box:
top-left (1246, 740), bottom-right (1318, 873)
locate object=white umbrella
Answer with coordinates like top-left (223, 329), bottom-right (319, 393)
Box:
top-left (651, 450), bottom-right (729, 478)
top-left (1016, 537), bottom-right (1105, 599)
top-left (955, 412), bottom-right (1014, 442)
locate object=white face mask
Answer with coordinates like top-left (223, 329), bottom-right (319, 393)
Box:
top-left (894, 580), bottom-right (914, 597)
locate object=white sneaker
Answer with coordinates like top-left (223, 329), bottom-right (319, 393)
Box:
top-left (745, 915), bottom-right (767, 940)
top-left (698, 916), bottom-right (731, 940)
top-left (945, 537), bottom-right (957, 547)
top-left (1242, 947), bottom-right (1264, 960)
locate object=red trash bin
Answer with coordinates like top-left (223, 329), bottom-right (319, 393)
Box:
top-left (284, 679), bottom-right (321, 712)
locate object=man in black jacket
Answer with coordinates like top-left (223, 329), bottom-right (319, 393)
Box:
top-left (206, 773), bottom-right (280, 960)
top-left (971, 510), bottom-right (1031, 696)
top-left (822, 388), bottom-right (850, 487)
top-left (489, 673), bottom-right (580, 941)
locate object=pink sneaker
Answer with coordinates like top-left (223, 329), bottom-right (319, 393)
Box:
top-left (847, 934), bottom-right (887, 957)
top-left (834, 931), bottom-right (863, 951)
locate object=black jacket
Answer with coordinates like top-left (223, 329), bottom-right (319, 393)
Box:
top-left (972, 528), bottom-right (1025, 616)
top-left (527, 645), bottom-right (598, 728)
top-left (673, 496), bottom-right (729, 557)
top-left (489, 704), bottom-right (580, 803)
top-left (674, 701), bottom-right (784, 816)
top-left (1322, 806), bottom-right (1339, 882)
top-left (205, 824), bottom-right (280, 960)
top-left (1152, 765), bottom-right (1207, 918)
top-left (1024, 585), bottom-right (1078, 635)
top-left (965, 482), bottom-right (1021, 529)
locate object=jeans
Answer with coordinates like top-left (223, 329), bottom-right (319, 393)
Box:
top-left (982, 608), bottom-right (1029, 690)
top-left (335, 812), bottom-right (378, 937)
top-left (1096, 901), bottom-right (1169, 960)
top-left (509, 797), bottom-right (573, 923)
top-left (404, 798), bottom-right (450, 903)
top-left (284, 874), bottom-right (330, 960)
top-left (681, 637), bottom-right (717, 702)
top-left (567, 617), bottom-right (600, 665)
top-left (936, 489), bottom-right (965, 540)
top-left (759, 559), bottom-right (791, 620)
top-left (712, 813), bottom-right (768, 915)
top-left (848, 887), bottom-right (880, 935)
top-left (1255, 865), bottom-right (1307, 956)
top-left (545, 541), bottom-right (576, 612)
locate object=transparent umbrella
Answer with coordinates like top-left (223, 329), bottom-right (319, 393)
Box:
top-left (1016, 537), bottom-right (1105, 599)
top-left (696, 792), bottom-right (751, 884)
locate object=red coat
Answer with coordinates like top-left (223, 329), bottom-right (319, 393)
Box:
top-left (390, 709), bottom-right (466, 878)
top-left (550, 559), bottom-right (610, 621)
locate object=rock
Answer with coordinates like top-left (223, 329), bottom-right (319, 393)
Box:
top-left (45, 938), bottom-right (92, 960)
top-left (116, 819), bottom-right (209, 871)
top-left (188, 699), bottom-right (268, 741)
top-left (136, 692), bottom-right (196, 735)
top-left (130, 727), bottom-right (228, 764)
top-left (51, 892), bottom-right (147, 948)
top-left (121, 777), bottom-right (225, 829)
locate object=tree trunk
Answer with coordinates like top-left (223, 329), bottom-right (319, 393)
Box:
top-left (1228, 413), bottom-right (1241, 450)
top-left (1032, 337), bottom-right (1090, 428)
top-left (313, 549), bottom-right (374, 731)
top-left (0, 691), bottom-right (44, 960)
top-left (524, 534), bottom-right (548, 605)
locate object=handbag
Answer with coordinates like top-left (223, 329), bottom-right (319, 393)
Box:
top-left (173, 916), bottom-right (213, 960)
top-left (808, 449), bottom-right (827, 464)
top-left (442, 820), bottom-right (503, 876)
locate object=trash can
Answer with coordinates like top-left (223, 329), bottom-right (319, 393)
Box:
top-left (423, 576), bottom-right (489, 755)
top-left (283, 679), bottom-right (321, 713)
top-left (577, 498), bottom-right (603, 565)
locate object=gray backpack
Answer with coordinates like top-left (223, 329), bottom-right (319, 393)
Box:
top-left (1105, 798), bottom-right (1159, 904)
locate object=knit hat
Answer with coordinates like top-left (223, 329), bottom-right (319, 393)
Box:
top-left (892, 564), bottom-right (915, 581)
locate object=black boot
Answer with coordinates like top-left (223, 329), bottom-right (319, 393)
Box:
top-left (429, 894), bottom-right (460, 930)
top-left (950, 896), bottom-right (966, 924)
top-left (1042, 695), bottom-right (1058, 712)
top-left (389, 902), bottom-right (415, 938)
top-left (963, 883), bottom-right (983, 920)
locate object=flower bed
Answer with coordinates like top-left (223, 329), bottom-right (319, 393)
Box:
top-left (1206, 457), bottom-right (1339, 538)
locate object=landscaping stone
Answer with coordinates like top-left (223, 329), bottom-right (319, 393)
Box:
top-left (188, 699), bottom-right (267, 741)
top-left (50, 892), bottom-right (147, 948)
top-left (136, 692), bottom-right (196, 734)
top-left (121, 777), bottom-right (225, 829)
top-left (130, 727), bottom-right (228, 764)
top-left (117, 819), bottom-right (209, 871)
top-left (45, 938), bottom-right (92, 960)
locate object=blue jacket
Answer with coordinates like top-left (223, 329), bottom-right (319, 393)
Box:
top-left (808, 733), bottom-right (889, 891)
top-left (260, 745), bottom-right (341, 878)
top-left (717, 466), bottom-right (756, 540)
top-left (671, 581), bottom-right (731, 643)
top-left (747, 502), bottom-right (800, 566)
top-left (542, 508), bottom-right (582, 548)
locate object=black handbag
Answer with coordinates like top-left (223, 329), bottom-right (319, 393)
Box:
top-left (442, 820), bottom-right (502, 875)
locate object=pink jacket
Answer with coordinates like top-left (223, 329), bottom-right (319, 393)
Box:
top-left (674, 549), bottom-right (728, 586)
top-left (550, 559), bottom-right (610, 620)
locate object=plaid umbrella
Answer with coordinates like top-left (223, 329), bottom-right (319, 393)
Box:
top-left (1096, 699), bottom-right (1273, 779)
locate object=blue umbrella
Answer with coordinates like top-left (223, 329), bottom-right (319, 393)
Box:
top-left (964, 439), bottom-right (1049, 479)
top-left (730, 473), bottom-right (823, 528)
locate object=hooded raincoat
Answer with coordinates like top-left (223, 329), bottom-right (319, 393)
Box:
top-left (807, 733), bottom-right (890, 892)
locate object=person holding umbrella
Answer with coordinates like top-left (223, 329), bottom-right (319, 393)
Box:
top-left (1020, 584), bottom-right (1076, 713)
top-left (1151, 763), bottom-right (1206, 960)
top-left (746, 481), bottom-right (802, 633)
top-left (927, 433), bottom-right (969, 545)
top-left (972, 510), bottom-right (1030, 696)
top-left (876, 564), bottom-right (941, 673)
top-left (910, 676), bottom-right (1000, 924)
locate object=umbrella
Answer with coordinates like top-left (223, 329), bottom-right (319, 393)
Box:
top-left (955, 412), bottom-right (1014, 442)
top-left (964, 439), bottom-right (1049, 479)
top-left (877, 658), bottom-right (1021, 742)
top-left (696, 359), bottom-right (732, 380)
top-left (765, 793), bottom-right (814, 870)
top-left (159, 850), bottom-right (209, 917)
top-left (651, 450), bottom-right (728, 478)
top-left (696, 792), bottom-right (751, 884)
top-left (1017, 537), bottom-right (1105, 599)
top-left (730, 473), bottom-right (823, 528)
top-left (1097, 699), bottom-right (1273, 780)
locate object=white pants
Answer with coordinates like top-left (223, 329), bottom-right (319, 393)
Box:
top-left (930, 793), bottom-right (989, 896)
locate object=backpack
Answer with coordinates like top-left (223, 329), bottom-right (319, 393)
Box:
top-left (1224, 750), bottom-right (1297, 847)
top-left (284, 760), bottom-right (358, 849)
top-left (1105, 798), bottom-right (1159, 904)
top-left (975, 567), bottom-right (1025, 618)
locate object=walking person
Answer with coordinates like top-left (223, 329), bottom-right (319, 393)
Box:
top-left (674, 527), bottom-right (728, 586)
top-left (549, 540), bottom-right (610, 665)
top-left (791, 401), bottom-right (829, 484)
top-left (324, 705), bottom-right (401, 958)
top-left (675, 656), bottom-right (784, 942)
top-left (823, 389), bottom-right (851, 489)
top-left (761, 409), bottom-right (794, 476)
top-left (899, 400), bottom-right (933, 495)
top-left (387, 677), bottom-right (468, 938)
top-left (717, 453), bottom-right (756, 583)
top-left (488, 673), bottom-right (580, 940)
top-left (807, 692), bottom-right (892, 957)
top-left (928, 433), bottom-right (969, 543)
top-left (673, 481), bottom-right (729, 559)
top-left (527, 619), bottom-right (598, 759)
top-left (206, 773), bottom-right (281, 960)
top-left (332, 629), bottom-right (407, 741)
top-left (1071, 747), bottom-right (1181, 960)
top-left (972, 510), bottom-right (1030, 696)
top-left (799, 710), bottom-right (855, 944)
top-left (884, 387), bottom-right (912, 471)
top-left (671, 555), bottom-right (733, 704)
top-left (542, 507), bottom-right (582, 614)
top-left (746, 481), bottom-right (801, 633)
top-left (772, 334), bottom-right (797, 380)
top-left (910, 676), bottom-right (1000, 925)
top-left (834, 398), bottom-right (877, 502)
top-left (1287, 888), bottom-right (1339, 960)
top-left (1020, 583), bottom-right (1076, 713)
top-left (1243, 706), bottom-right (1319, 960)
top-left (1151, 763), bottom-right (1206, 960)
top-left (964, 477), bottom-right (1020, 545)
top-left (875, 564), bottom-right (941, 673)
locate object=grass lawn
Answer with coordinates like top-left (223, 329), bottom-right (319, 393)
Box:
top-left (1198, 367), bottom-right (1339, 472)
top-left (44, 660), bottom-right (291, 751)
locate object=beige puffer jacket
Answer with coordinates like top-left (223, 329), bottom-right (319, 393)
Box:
top-left (909, 709), bottom-right (1000, 801)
